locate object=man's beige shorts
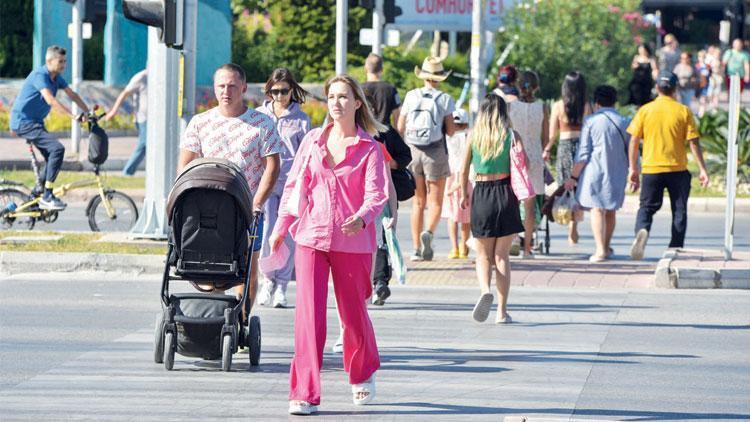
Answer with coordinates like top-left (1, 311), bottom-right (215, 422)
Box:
top-left (407, 143), bottom-right (451, 181)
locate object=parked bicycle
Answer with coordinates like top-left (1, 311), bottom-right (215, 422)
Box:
top-left (0, 109), bottom-right (139, 232)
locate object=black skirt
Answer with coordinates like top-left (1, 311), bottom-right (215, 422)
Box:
top-left (470, 178), bottom-right (524, 238)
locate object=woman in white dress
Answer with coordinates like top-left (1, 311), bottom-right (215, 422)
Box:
top-left (506, 70), bottom-right (547, 258)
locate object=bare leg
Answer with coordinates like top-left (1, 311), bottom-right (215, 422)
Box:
top-left (411, 175), bottom-right (427, 252)
top-left (523, 198), bottom-right (535, 255)
top-left (590, 208), bottom-right (607, 258)
top-left (493, 235), bottom-right (514, 317)
top-left (460, 223), bottom-right (471, 256)
top-left (605, 210), bottom-right (617, 252)
top-left (568, 220), bottom-right (579, 244)
top-left (425, 177), bottom-right (447, 234)
top-left (474, 237), bottom-right (496, 295)
top-left (447, 220), bottom-right (458, 253)
top-left (235, 250), bottom-right (260, 320)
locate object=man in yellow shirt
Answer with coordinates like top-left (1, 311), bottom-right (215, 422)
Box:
top-left (626, 71), bottom-right (709, 260)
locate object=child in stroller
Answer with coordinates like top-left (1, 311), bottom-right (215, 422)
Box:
top-left (154, 158), bottom-right (262, 371)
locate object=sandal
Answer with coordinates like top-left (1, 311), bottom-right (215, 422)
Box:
top-left (288, 400), bottom-right (318, 415)
top-left (352, 374), bottom-right (376, 405)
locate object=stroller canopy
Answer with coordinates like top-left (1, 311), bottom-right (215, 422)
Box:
top-left (166, 158), bottom-right (253, 225)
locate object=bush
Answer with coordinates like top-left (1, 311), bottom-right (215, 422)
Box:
top-left (301, 101), bottom-right (328, 127)
top-left (495, 0), bottom-right (655, 100)
top-left (698, 108), bottom-right (750, 184)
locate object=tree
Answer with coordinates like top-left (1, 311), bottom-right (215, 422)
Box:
top-left (0, 1), bottom-right (34, 77)
top-left (495, 0), bottom-right (654, 100)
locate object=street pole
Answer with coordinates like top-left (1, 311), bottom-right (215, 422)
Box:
top-left (336, 0), bottom-right (347, 74)
top-left (372, 0), bottom-right (384, 55)
top-left (129, 28), bottom-right (180, 239)
top-left (469, 0), bottom-right (486, 125)
top-left (70, 0), bottom-right (84, 156)
top-left (181, 0), bottom-right (197, 130)
top-left (448, 31), bottom-right (457, 56)
top-left (724, 75), bottom-right (741, 260)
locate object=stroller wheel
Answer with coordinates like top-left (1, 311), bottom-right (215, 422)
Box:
top-left (163, 331), bottom-right (175, 371)
top-left (153, 313), bottom-right (165, 364)
top-left (221, 334), bottom-right (233, 372)
top-left (249, 316), bottom-right (261, 366)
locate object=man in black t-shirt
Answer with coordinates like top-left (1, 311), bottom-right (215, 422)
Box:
top-left (362, 54), bottom-right (412, 306)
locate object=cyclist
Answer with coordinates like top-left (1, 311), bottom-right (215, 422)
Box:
top-left (9, 45), bottom-right (90, 210)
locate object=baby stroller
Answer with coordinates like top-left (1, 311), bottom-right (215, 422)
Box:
top-left (518, 194), bottom-right (551, 255)
top-left (154, 158), bottom-right (261, 371)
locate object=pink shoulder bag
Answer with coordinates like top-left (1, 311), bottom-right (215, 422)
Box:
top-left (509, 131), bottom-right (535, 201)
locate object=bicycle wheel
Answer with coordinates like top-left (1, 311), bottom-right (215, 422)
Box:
top-left (87, 191), bottom-right (139, 232)
top-left (0, 188), bottom-right (36, 230)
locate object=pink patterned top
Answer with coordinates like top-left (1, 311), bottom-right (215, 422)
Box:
top-left (273, 124), bottom-right (388, 254)
top-left (180, 107), bottom-right (284, 195)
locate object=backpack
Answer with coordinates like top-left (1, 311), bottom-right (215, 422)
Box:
top-left (404, 89), bottom-right (445, 146)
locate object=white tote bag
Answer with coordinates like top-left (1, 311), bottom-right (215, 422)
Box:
top-left (285, 147), bottom-right (312, 218)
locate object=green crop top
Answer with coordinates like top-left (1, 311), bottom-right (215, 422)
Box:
top-left (471, 132), bottom-right (511, 174)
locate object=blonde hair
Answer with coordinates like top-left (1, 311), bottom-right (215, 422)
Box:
top-left (471, 94), bottom-right (512, 161)
top-left (324, 74), bottom-right (387, 136)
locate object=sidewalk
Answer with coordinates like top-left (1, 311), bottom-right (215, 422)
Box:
top-left (0, 133), bottom-right (141, 173)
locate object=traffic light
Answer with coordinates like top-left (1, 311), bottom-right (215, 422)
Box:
top-left (383, 0), bottom-right (402, 24)
top-left (122, 0), bottom-right (184, 49)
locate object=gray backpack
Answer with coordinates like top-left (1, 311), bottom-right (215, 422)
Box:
top-left (404, 89), bottom-right (445, 146)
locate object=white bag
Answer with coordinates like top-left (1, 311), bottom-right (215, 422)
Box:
top-left (285, 148), bottom-right (312, 218)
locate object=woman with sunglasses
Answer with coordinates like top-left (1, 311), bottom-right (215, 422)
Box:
top-left (256, 68), bottom-right (312, 309)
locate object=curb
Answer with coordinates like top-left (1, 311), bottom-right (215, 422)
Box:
top-left (654, 249), bottom-right (750, 289)
top-left (0, 158), bottom-right (142, 173)
top-left (0, 251), bottom-right (164, 276)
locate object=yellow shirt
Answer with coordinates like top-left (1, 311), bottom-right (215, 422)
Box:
top-left (626, 95), bottom-right (700, 174)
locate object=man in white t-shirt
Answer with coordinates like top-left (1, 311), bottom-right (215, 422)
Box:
top-left (104, 69), bottom-right (147, 175)
top-left (397, 56), bottom-right (456, 262)
top-left (178, 63), bottom-right (283, 308)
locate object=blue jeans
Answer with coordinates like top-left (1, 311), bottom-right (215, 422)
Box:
top-left (15, 122), bottom-right (65, 184)
top-left (122, 121), bottom-right (147, 176)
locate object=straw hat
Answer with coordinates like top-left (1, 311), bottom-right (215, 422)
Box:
top-left (414, 56), bottom-right (451, 82)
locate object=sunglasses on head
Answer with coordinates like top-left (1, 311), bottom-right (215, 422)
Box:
top-left (269, 88), bottom-right (291, 96)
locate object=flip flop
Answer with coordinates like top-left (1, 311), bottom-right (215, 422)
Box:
top-left (472, 293), bottom-right (494, 322)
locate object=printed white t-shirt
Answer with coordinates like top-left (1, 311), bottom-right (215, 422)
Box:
top-left (180, 107), bottom-right (284, 195)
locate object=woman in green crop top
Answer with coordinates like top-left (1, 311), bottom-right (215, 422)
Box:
top-left (459, 94), bottom-right (526, 325)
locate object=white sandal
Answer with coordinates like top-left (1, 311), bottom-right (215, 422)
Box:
top-left (288, 400), bottom-right (318, 415)
top-left (351, 374), bottom-right (376, 405)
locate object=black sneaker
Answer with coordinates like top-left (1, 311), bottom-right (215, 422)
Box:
top-left (372, 282), bottom-right (391, 306)
top-left (39, 194), bottom-right (66, 211)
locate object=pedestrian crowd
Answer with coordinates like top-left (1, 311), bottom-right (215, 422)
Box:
top-left (8, 32), bottom-right (729, 414)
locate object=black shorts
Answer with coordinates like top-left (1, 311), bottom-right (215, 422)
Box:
top-left (470, 178), bottom-right (524, 238)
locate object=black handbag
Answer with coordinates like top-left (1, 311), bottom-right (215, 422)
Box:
top-left (391, 167), bottom-right (416, 201)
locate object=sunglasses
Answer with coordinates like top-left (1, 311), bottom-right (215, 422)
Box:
top-left (269, 88), bottom-right (291, 96)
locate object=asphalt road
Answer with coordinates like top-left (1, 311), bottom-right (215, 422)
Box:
top-left (17, 203), bottom-right (750, 262)
top-left (1, 272), bottom-right (748, 420)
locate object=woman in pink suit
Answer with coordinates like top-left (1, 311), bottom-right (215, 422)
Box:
top-left (269, 74), bottom-right (389, 416)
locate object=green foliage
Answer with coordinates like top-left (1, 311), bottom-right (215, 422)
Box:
top-left (0, 105), bottom-right (9, 132)
top-left (698, 108), bottom-right (750, 184)
top-left (301, 101), bottom-right (328, 127)
top-left (0, 1), bottom-right (33, 77)
top-left (495, 0), bottom-right (654, 100)
top-left (231, 0), bottom-right (371, 83)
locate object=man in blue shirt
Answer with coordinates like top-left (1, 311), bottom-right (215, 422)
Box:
top-left (10, 45), bottom-right (90, 210)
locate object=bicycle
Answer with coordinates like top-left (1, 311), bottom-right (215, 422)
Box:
top-left (0, 110), bottom-right (139, 232)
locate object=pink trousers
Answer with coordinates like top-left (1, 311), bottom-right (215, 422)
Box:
top-left (288, 245), bottom-right (381, 405)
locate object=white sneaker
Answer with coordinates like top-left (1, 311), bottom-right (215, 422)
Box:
top-left (272, 288), bottom-right (287, 308)
top-left (420, 231), bottom-right (434, 261)
top-left (630, 229), bottom-right (649, 261)
top-left (257, 280), bottom-right (274, 307)
top-left (332, 333), bottom-right (343, 353)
